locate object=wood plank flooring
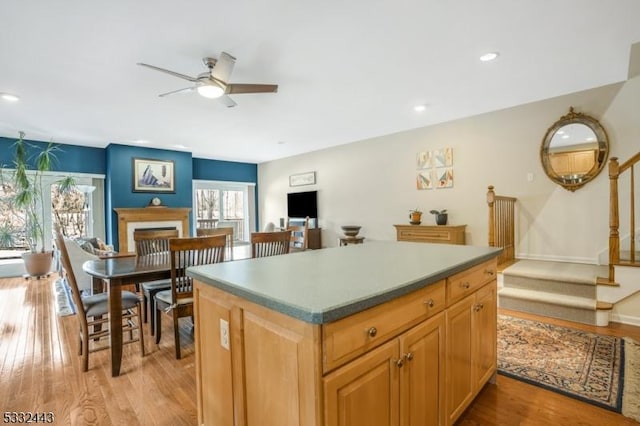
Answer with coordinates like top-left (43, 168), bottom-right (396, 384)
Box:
top-left (1, 276), bottom-right (639, 425)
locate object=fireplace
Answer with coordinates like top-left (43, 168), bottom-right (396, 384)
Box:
top-left (114, 207), bottom-right (191, 252)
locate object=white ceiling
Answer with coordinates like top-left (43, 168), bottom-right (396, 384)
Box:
top-left (1, 1), bottom-right (639, 164)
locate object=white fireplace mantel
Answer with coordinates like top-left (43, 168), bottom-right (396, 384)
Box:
top-left (115, 207), bottom-right (191, 252)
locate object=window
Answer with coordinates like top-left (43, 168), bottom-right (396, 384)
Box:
top-left (193, 181), bottom-right (255, 242)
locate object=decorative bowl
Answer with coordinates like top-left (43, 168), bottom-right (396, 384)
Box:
top-left (341, 225), bottom-right (361, 237)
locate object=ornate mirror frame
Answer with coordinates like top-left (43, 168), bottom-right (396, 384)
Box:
top-left (540, 107), bottom-right (609, 191)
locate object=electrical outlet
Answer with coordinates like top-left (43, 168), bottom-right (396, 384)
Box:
top-left (220, 319), bottom-right (230, 350)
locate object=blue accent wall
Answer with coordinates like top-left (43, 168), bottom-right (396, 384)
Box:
top-left (105, 144), bottom-right (193, 250)
top-left (0, 136), bottom-right (105, 174)
top-left (192, 157), bottom-right (257, 182)
top-left (2, 135), bottom-right (259, 249)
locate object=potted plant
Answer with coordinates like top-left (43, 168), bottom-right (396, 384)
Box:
top-left (429, 209), bottom-right (448, 225)
top-left (409, 208), bottom-right (423, 225)
top-left (1, 132), bottom-right (74, 276)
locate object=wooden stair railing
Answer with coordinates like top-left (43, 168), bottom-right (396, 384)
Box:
top-left (487, 185), bottom-right (517, 269)
top-left (606, 152), bottom-right (640, 282)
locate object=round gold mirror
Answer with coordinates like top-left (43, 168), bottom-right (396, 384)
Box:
top-left (540, 107), bottom-right (609, 191)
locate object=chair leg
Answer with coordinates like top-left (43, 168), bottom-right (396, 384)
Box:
top-left (148, 291), bottom-right (156, 336)
top-left (81, 329), bottom-right (89, 372)
top-left (137, 303), bottom-right (145, 357)
top-left (173, 314), bottom-right (181, 359)
top-left (141, 292), bottom-right (148, 323)
top-left (154, 306), bottom-right (162, 344)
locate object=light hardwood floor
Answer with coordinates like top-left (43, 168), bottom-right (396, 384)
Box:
top-left (1, 275), bottom-right (638, 425)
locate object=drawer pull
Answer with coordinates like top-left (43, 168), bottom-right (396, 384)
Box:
top-left (461, 282), bottom-right (471, 289)
top-left (424, 299), bottom-right (435, 308)
top-left (367, 327), bottom-right (378, 338)
top-left (395, 358), bottom-right (405, 368)
top-left (404, 352), bottom-right (414, 361)
top-left (486, 269), bottom-right (495, 276)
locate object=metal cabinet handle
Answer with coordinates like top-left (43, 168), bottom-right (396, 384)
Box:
top-left (404, 352), bottom-right (414, 361)
top-left (461, 282), bottom-right (470, 289)
top-left (486, 269), bottom-right (495, 276)
top-left (396, 358), bottom-right (404, 368)
top-left (368, 327), bottom-right (378, 338)
top-left (424, 299), bottom-right (434, 308)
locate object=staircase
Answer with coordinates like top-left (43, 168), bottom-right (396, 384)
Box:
top-left (488, 152), bottom-right (640, 326)
top-left (498, 259), bottom-right (610, 326)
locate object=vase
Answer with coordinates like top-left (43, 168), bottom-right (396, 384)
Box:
top-left (436, 213), bottom-right (448, 225)
top-left (409, 212), bottom-right (422, 225)
top-left (22, 251), bottom-right (53, 277)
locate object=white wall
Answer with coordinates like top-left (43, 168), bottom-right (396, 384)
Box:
top-left (258, 76), bottom-right (640, 320)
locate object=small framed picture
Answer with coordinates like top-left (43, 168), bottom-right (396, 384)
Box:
top-left (132, 158), bottom-right (175, 193)
top-left (289, 171), bottom-right (316, 187)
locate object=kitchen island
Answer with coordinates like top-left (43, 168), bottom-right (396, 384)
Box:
top-left (187, 241), bottom-right (501, 426)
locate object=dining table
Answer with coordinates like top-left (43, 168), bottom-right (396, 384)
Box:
top-left (83, 252), bottom-right (171, 376)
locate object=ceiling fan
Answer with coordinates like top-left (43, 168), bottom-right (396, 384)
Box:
top-left (137, 52), bottom-right (278, 108)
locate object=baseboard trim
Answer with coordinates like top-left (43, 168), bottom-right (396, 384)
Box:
top-left (610, 312), bottom-right (640, 327)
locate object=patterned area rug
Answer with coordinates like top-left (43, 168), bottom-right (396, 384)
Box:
top-left (497, 315), bottom-right (624, 412)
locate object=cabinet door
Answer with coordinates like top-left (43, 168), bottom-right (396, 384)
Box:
top-left (194, 284), bottom-right (235, 426)
top-left (445, 294), bottom-right (475, 424)
top-left (324, 339), bottom-right (400, 426)
top-left (473, 281), bottom-right (497, 391)
top-left (400, 313), bottom-right (446, 426)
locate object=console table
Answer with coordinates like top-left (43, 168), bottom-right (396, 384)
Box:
top-left (394, 224), bottom-right (466, 245)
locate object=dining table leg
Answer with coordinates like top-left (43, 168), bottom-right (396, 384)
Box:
top-left (108, 278), bottom-right (124, 377)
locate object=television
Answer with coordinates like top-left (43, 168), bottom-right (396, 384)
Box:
top-left (287, 190), bottom-right (318, 219)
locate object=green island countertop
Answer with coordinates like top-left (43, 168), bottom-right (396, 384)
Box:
top-left (187, 241), bottom-right (502, 324)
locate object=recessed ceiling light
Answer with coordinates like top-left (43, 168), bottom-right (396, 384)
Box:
top-left (414, 104), bottom-right (427, 112)
top-left (1, 93), bottom-right (20, 102)
top-left (479, 52), bottom-right (499, 62)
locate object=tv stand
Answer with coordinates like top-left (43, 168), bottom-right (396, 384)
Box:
top-left (307, 228), bottom-right (322, 250)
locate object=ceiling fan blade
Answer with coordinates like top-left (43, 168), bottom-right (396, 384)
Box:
top-left (137, 63), bottom-right (198, 82)
top-left (158, 87), bottom-right (196, 97)
top-left (218, 95), bottom-right (237, 108)
top-left (211, 52), bottom-right (236, 83)
top-left (226, 84), bottom-right (278, 95)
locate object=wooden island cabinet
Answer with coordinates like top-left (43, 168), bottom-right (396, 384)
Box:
top-left (189, 242), bottom-right (500, 426)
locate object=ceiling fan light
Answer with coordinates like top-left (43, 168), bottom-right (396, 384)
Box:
top-left (197, 85), bottom-right (224, 99)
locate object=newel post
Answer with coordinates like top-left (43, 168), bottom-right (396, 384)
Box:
top-left (487, 185), bottom-right (496, 248)
top-left (608, 158), bottom-right (620, 282)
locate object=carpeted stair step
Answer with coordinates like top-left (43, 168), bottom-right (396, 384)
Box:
top-left (498, 287), bottom-right (598, 325)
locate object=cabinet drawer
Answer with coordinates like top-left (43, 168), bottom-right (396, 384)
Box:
top-left (400, 229), bottom-right (453, 243)
top-left (323, 280), bottom-right (445, 373)
top-left (446, 259), bottom-right (497, 306)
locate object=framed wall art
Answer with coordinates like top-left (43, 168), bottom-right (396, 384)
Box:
top-left (132, 158), bottom-right (176, 193)
top-left (289, 171), bottom-right (316, 187)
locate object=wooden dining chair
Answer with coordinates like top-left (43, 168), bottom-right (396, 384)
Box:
top-left (133, 229), bottom-right (179, 256)
top-left (250, 230), bottom-right (292, 258)
top-left (133, 229), bottom-right (179, 335)
top-left (196, 227), bottom-right (234, 261)
top-left (154, 235), bottom-right (227, 359)
top-left (286, 216), bottom-right (310, 252)
top-left (54, 224), bottom-right (145, 372)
